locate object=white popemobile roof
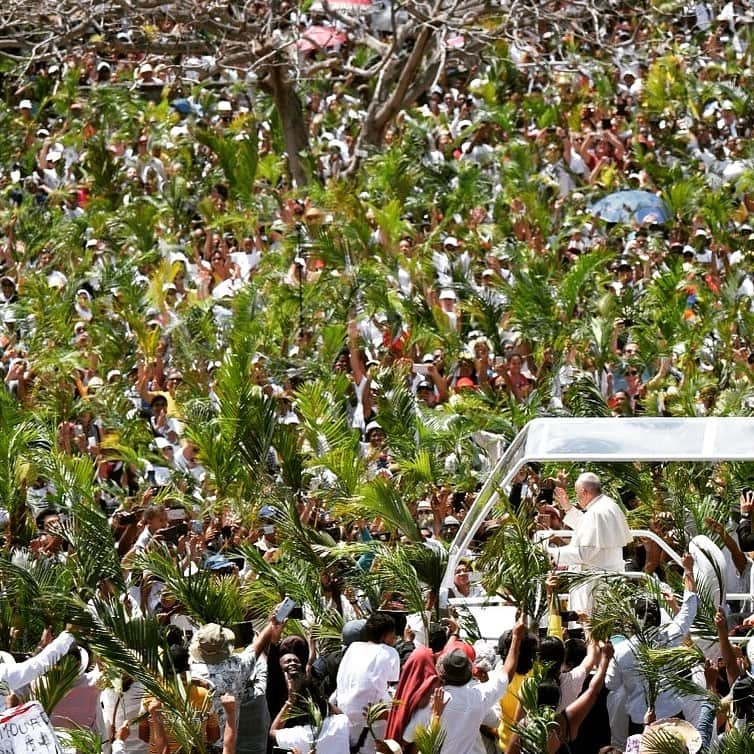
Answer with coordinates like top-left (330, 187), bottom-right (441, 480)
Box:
top-left (443, 417), bottom-right (754, 591)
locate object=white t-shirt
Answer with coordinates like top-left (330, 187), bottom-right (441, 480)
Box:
top-left (403, 670), bottom-right (509, 754)
top-left (335, 641), bottom-right (400, 734)
top-left (274, 713), bottom-right (350, 754)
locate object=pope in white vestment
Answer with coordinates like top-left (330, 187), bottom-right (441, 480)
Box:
top-left (549, 472), bottom-right (632, 612)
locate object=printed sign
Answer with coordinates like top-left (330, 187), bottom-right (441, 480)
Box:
top-left (0, 701), bottom-right (62, 754)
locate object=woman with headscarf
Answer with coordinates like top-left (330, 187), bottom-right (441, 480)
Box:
top-left (384, 645), bottom-right (439, 747)
top-left (74, 288), bottom-right (94, 322)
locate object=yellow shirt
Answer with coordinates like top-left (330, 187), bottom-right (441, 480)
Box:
top-left (144, 685), bottom-right (217, 754)
top-left (498, 672), bottom-right (528, 748)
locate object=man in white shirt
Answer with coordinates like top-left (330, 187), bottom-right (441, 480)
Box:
top-left (0, 628), bottom-right (76, 712)
top-left (550, 472), bottom-right (632, 612)
top-left (605, 554), bottom-right (698, 745)
top-left (335, 613), bottom-right (400, 754)
top-left (273, 710), bottom-right (350, 754)
top-left (402, 617), bottom-right (527, 754)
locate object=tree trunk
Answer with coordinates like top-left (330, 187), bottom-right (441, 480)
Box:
top-left (345, 26), bottom-right (435, 175)
top-left (267, 65), bottom-right (311, 188)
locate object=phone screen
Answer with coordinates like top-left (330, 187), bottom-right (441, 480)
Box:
top-left (275, 597), bottom-right (296, 623)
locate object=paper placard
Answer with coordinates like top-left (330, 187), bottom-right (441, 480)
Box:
top-left (0, 701), bottom-right (62, 754)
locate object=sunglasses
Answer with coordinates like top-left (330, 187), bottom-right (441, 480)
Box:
top-left (626, 370), bottom-right (639, 377)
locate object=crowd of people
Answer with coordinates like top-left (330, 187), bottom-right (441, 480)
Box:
top-left (4, 0), bottom-right (754, 753)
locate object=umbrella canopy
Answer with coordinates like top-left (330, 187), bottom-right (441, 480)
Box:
top-left (309, 0), bottom-right (372, 10)
top-left (296, 25), bottom-right (347, 52)
top-left (327, 0), bottom-right (373, 10)
top-left (589, 190), bottom-right (671, 225)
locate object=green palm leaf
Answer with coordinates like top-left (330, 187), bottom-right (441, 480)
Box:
top-left (33, 653), bottom-right (82, 715)
top-left (478, 513), bottom-right (552, 621)
top-left (135, 545), bottom-right (246, 626)
top-left (347, 477), bottom-right (421, 540)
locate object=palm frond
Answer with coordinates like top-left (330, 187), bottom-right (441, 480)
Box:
top-left (134, 545), bottom-right (246, 626)
top-left (410, 717), bottom-right (447, 754)
top-left (33, 653), bottom-right (82, 714)
top-left (194, 127), bottom-right (259, 205)
top-left (478, 513), bottom-right (551, 622)
top-left (370, 544), bottom-right (431, 632)
top-left (346, 478), bottom-right (421, 541)
top-left (558, 248), bottom-right (612, 318)
top-left (564, 375), bottom-right (611, 417)
top-left (512, 664), bottom-right (559, 754)
top-left (635, 642), bottom-right (710, 711)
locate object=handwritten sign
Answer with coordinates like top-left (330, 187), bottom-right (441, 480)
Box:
top-left (0, 701), bottom-right (62, 754)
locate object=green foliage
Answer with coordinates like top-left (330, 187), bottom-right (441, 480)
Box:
top-left (195, 127), bottom-right (259, 206)
top-left (478, 512), bottom-right (552, 621)
top-left (411, 718), bottom-right (447, 754)
top-left (33, 653), bottom-right (82, 714)
top-left (136, 545), bottom-right (247, 626)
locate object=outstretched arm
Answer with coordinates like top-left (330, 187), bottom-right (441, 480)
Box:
top-left (0, 629), bottom-right (74, 691)
top-left (557, 643), bottom-right (613, 746)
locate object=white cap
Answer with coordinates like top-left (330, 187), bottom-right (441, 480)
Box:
top-left (170, 125), bottom-right (190, 140)
top-left (47, 149), bottom-right (62, 163)
top-left (443, 236), bottom-right (460, 248)
top-left (18, 99), bottom-right (32, 110)
top-left (217, 100), bottom-right (233, 112)
top-left (439, 288), bottom-right (457, 300)
top-left (47, 271), bottom-right (68, 288)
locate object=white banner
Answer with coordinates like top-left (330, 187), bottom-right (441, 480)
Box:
top-left (0, 701), bottom-right (62, 754)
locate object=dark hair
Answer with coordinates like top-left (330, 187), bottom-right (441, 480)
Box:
top-left (364, 613), bottom-right (396, 643)
top-left (428, 622), bottom-right (448, 653)
top-left (537, 678), bottom-right (562, 709)
top-left (634, 595), bottom-right (661, 628)
top-left (167, 644), bottom-right (190, 675)
top-left (564, 638), bottom-right (587, 670)
top-left (539, 636), bottom-right (565, 680)
top-left (35, 508), bottom-right (59, 529)
top-left (498, 629), bottom-right (538, 675)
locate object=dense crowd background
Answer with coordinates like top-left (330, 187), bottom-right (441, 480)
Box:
top-left (5, 1), bottom-right (754, 753)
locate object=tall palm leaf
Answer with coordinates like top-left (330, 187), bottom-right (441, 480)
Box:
top-left (343, 478), bottom-right (421, 541)
top-left (33, 653), bottom-right (82, 714)
top-left (134, 545), bottom-right (247, 626)
top-left (411, 719), bottom-right (447, 754)
top-left (369, 544), bottom-right (431, 633)
top-left (478, 512), bottom-right (552, 623)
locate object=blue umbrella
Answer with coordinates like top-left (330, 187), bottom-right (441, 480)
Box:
top-left (590, 190), bottom-right (671, 224)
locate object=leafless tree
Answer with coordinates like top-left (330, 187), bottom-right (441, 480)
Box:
top-left (0, 0), bottom-right (663, 184)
